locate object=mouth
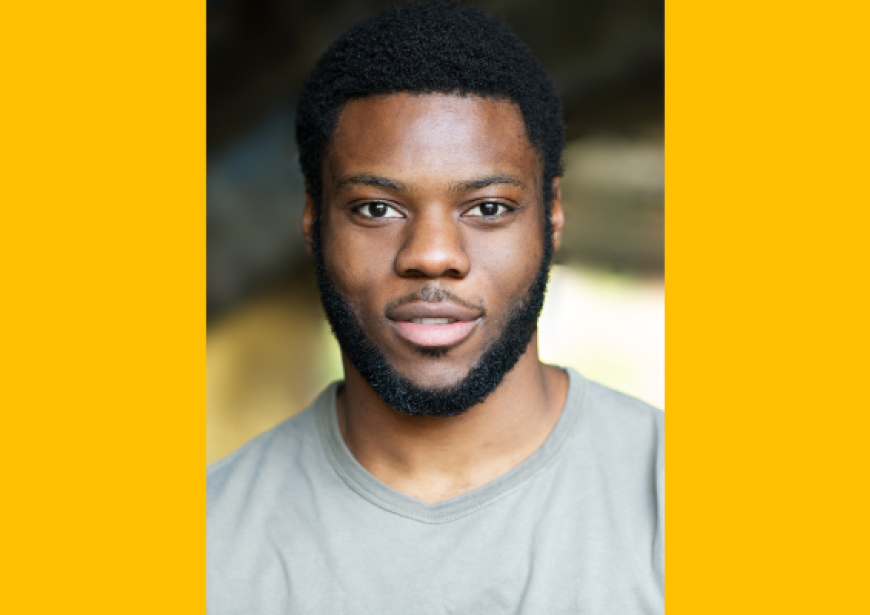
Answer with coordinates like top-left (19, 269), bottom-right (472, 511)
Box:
top-left (386, 301), bottom-right (483, 349)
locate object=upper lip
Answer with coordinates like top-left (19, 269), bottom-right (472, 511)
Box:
top-left (387, 301), bottom-right (483, 322)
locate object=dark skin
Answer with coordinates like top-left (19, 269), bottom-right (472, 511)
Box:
top-left (302, 94), bottom-right (568, 503)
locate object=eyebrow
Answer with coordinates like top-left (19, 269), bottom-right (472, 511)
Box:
top-left (333, 172), bottom-right (527, 195)
top-left (448, 174), bottom-right (527, 194)
top-left (335, 174), bottom-right (410, 193)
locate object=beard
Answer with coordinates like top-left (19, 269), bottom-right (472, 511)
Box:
top-left (312, 215), bottom-right (553, 418)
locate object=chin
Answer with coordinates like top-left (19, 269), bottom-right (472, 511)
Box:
top-left (386, 353), bottom-right (481, 391)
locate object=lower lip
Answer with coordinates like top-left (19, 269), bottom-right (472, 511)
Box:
top-left (391, 319), bottom-right (479, 348)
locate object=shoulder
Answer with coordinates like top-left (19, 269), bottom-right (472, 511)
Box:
top-left (563, 369), bottom-right (664, 485)
top-left (206, 389), bottom-right (330, 519)
top-left (572, 371), bottom-right (663, 447)
top-left (567, 371), bottom-right (665, 581)
top-left (207, 387), bottom-right (342, 611)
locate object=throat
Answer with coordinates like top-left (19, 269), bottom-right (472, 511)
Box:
top-left (337, 359), bottom-right (568, 503)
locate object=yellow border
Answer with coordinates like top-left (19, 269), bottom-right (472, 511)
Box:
top-left (5, 0), bottom-right (869, 611)
top-left (2, 2), bottom-right (203, 611)
top-left (668, 0), bottom-right (869, 612)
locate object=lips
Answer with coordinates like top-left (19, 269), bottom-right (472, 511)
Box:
top-left (387, 301), bottom-right (482, 348)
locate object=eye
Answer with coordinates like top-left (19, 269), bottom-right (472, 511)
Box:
top-left (355, 202), bottom-right (403, 218)
top-left (464, 202), bottom-right (512, 217)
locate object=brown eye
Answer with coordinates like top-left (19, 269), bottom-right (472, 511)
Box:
top-left (356, 202), bottom-right (402, 218)
top-left (465, 202), bottom-right (511, 217)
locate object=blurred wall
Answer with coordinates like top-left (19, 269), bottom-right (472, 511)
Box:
top-left (207, 0), bottom-right (664, 463)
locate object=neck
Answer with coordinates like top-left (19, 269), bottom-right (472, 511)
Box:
top-left (336, 334), bottom-right (569, 503)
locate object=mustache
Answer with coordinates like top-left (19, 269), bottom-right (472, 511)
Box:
top-left (385, 285), bottom-right (483, 312)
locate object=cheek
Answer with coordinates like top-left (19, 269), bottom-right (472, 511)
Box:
top-left (322, 224), bottom-right (396, 299)
top-left (466, 224), bottom-right (544, 301)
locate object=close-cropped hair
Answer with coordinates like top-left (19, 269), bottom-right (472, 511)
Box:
top-left (295, 0), bottom-right (565, 214)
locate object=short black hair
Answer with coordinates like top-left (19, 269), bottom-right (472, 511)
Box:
top-left (295, 0), bottom-right (564, 212)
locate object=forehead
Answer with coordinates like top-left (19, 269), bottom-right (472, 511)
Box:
top-left (325, 94), bottom-right (540, 185)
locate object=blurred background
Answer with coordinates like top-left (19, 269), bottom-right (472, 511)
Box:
top-left (207, 0), bottom-right (664, 463)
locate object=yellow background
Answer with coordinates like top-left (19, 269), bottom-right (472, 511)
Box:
top-left (666, 0), bottom-right (870, 610)
top-left (2, 2), bottom-right (203, 611)
top-left (3, 0), bottom-right (869, 612)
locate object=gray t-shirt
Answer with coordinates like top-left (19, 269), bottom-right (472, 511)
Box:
top-left (207, 368), bottom-right (664, 614)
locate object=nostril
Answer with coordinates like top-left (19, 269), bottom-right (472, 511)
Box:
top-left (393, 215), bottom-right (472, 279)
top-left (395, 250), bottom-right (470, 279)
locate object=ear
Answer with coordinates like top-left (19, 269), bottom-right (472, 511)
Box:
top-left (550, 177), bottom-right (564, 253)
top-left (302, 192), bottom-right (315, 257)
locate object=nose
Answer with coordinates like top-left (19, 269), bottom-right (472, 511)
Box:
top-left (394, 211), bottom-right (471, 279)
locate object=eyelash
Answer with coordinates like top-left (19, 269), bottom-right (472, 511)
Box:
top-left (354, 202), bottom-right (403, 218)
top-left (464, 202), bottom-right (513, 217)
top-left (352, 201), bottom-right (515, 219)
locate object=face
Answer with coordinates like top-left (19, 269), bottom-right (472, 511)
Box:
top-left (304, 94), bottom-right (563, 415)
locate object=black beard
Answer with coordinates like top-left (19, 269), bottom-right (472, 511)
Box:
top-left (312, 216), bottom-right (553, 418)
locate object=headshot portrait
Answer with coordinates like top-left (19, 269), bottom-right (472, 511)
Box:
top-left (207, 1), bottom-right (664, 613)
top-left (10, 0), bottom-right (859, 611)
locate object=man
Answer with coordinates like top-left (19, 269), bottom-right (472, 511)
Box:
top-left (207, 2), bottom-right (663, 613)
